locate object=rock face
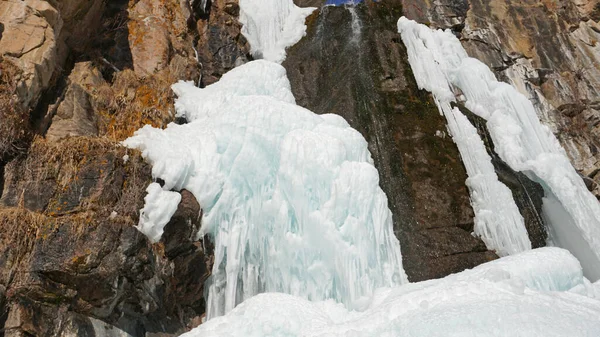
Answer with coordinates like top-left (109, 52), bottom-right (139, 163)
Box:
top-left (45, 62), bottom-right (104, 141)
top-left (194, 0), bottom-right (251, 86)
top-left (403, 0), bottom-right (600, 198)
top-left (0, 0), bottom-right (248, 335)
top-left (0, 0), bottom-right (104, 110)
top-left (0, 139), bottom-right (211, 336)
top-left (0, 0), bottom-right (596, 333)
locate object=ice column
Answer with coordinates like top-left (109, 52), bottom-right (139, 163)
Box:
top-left (239, 0), bottom-right (316, 63)
top-left (397, 18), bottom-right (531, 257)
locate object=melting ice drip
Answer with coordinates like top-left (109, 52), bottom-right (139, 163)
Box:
top-left (124, 60), bottom-right (407, 318)
top-left (398, 17), bottom-right (600, 280)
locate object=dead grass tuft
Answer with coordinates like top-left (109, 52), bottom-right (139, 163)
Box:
top-left (0, 58), bottom-right (32, 161)
top-left (92, 68), bottom-right (178, 141)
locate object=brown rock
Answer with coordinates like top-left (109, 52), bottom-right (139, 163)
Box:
top-left (0, 137), bottom-right (210, 336)
top-left (129, 0), bottom-right (173, 76)
top-left (195, 0), bottom-right (250, 86)
top-left (0, 0), bottom-right (63, 109)
top-left (46, 62), bottom-right (105, 141)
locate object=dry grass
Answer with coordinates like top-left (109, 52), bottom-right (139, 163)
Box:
top-left (92, 68), bottom-right (177, 141)
top-left (26, 136), bottom-right (119, 189)
top-left (0, 58), bottom-right (31, 161)
top-left (7, 136), bottom-right (150, 220)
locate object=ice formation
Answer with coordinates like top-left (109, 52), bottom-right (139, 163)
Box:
top-left (397, 19), bottom-right (531, 257)
top-left (123, 60), bottom-right (407, 318)
top-left (239, 0), bottom-right (316, 63)
top-left (182, 247), bottom-right (600, 337)
top-left (398, 17), bottom-right (600, 280)
top-left (446, 106), bottom-right (531, 256)
top-left (136, 183), bottom-right (181, 243)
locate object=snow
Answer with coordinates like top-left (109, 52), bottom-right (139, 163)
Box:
top-left (123, 60), bottom-right (407, 318)
top-left (136, 183), bottom-right (181, 243)
top-left (182, 247), bottom-right (600, 337)
top-left (398, 17), bottom-right (600, 280)
top-left (239, 0), bottom-right (316, 63)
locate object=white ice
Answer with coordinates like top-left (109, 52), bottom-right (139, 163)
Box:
top-left (398, 19), bottom-right (531, 257)
top-left (239, 0), bottom-right (316, 63)
top-left (136, 182), bottom-right (181, 243)
top-left (398, 17), bottom-right (600, 280)
top-left (123, 60), bottom-right (407, 318)
top-left (446, 106), bottom-right (531, 256)
top-left (181, 247), bottom-right (600, 337)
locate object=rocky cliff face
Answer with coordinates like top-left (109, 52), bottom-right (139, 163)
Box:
top-left (0, 0), bottom-right (248, 335)
top-left (0, 0), bottom-right (598, 334)
top-left (403, 0), bottom-right (600, 197)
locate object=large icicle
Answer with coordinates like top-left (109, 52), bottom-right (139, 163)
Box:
top-left (398, 17), bottom-right (600, 280)
top-left (124, 60), bottom-right (407, 318)
top-left (239, 0), bottom-right (316, 63)
top-left (446, 107), bottom-right (530, 256)
top-left (397, 19), bottom-right (531, 257)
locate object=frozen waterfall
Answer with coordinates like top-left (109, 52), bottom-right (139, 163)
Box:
top-left (124, 60), bottom-right (407, 318)
top-left (398, 17), bottom-right (600, 280)
top-left (238, 0), bottom-right (315, 63)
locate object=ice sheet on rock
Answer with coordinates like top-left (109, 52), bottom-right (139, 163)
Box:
top-left (239, 0), bottom-right (316, 63)
top-left (446, 106), bottom-right (530, 256)
top-left (182, 248), bottom-right (600, 337)
top-left (124, 60), bottom-right (407, 319)
top-left (137, 183), bottom-right (181, 243)
top-left (398, 17), bottom-right (600, 280)
top-left (396, 17), bottom-right (530, 257)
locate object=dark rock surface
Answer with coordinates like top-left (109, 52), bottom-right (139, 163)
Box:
top-left (284, 0), bottom-right (498, 282)
top-left (0, 139), bottom-right (212, 336)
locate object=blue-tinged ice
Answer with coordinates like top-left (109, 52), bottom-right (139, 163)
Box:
top-left (398, 17), bottom-right (600, 280)
top-left (123, 60), bottom-right (407, 318)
